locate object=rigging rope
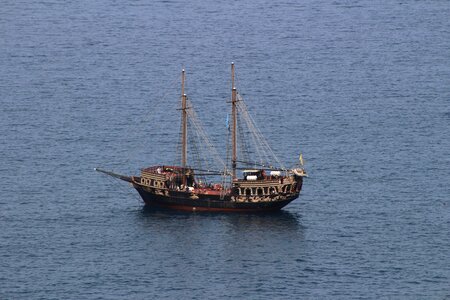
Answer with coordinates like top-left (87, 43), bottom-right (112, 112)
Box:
top-left (185, 98), bottom-right (227, 169)
top-left (235, 94), bottom-right (286, 170)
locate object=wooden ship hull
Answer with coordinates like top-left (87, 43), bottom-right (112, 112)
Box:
top-left (133, 176), bottom-right (303, 213)
top-left (136, 191), bottom-right (298, 212)
top-left (96, 165), bottom-right (304, 212)
top-left (96, 64), bottom-right (307, 213)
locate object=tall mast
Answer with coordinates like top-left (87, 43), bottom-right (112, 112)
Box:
top-left (181, 69), bottom-right (187, 169)
top-left (231, 63), bottom-right (237, 179)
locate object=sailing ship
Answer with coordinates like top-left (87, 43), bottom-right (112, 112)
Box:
top-left (96, 63), bottom-right (307, 212)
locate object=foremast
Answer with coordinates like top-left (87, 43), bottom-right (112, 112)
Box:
top-left (231, 63), bottom-right (237, 179)
top-left (181, 69), bottom-right (187, 169)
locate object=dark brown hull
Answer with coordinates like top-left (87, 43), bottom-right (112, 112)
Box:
top-left (134, 185), bottom-right (299, 212)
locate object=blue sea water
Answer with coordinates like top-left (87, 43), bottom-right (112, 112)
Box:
top-left (1, 0), bottom-right (449, 298)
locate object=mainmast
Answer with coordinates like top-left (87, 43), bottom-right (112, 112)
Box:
top-left (231, 63), bottom-right (237, 179)
top-left (181, 69), bottom-right (187, 169)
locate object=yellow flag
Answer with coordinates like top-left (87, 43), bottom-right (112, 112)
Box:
top-left (299, 153), bottom-right (304, 166)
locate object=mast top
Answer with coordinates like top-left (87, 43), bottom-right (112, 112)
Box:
top-left (231, 62), bottom-right (236, 90)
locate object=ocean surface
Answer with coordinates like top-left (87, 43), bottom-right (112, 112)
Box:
top-left (1, 0), bottom-right (449, 299)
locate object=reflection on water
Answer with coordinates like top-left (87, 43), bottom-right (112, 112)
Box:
top-left (223, 210), bottom-right (304, 233)
top-left (134, 206), bottom-right (307, 290)
top-left (139, 206), bottom-right (304, 236)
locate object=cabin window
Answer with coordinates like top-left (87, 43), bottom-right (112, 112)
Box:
top-left (245, 188), bottom-right (251, 196)
top-left (257, 188), bottom-right (263, 196)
